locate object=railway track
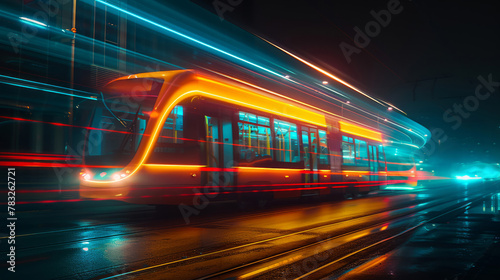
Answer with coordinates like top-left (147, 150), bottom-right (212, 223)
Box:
top-left (4, 181), bottom-right (494, 280)
top-left (84, 192), bottom-right (488, 280)
top-left (190, 194), bottom-right (488, 280)
top-left (2, 192), bottom-right (432, 252)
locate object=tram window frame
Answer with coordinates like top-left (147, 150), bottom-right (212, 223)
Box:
top-left (354, 139), bottom-right (369, 167)
top-left (378, 145), bottom-right (386, 170)
top-left (237, 111), bottom-right (273, 166)
top-left (341, 135), bottom-right (355, 165)
top-left (318, 129), bottom-right (330, 167)
top-left (274, 118), bottom-right (301, 164)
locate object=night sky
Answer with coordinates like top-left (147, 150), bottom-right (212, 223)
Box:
top-left (193, 0), bottom-right (500, 172)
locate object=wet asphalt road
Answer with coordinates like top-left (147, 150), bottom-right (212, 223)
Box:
top-left (338, 188), bottom-right (500, 280)
top-left (1, 180), bottom-right (498, 280)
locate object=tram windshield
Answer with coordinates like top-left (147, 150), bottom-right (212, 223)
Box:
top-left (84, 78), bottom-right (163, 166)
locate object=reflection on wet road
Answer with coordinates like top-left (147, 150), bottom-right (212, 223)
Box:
top-left (339, 192), bottom-right (500, 280)
top-left (1, 180), bottom-right (498, 279)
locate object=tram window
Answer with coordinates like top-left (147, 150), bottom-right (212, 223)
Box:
top-left (318, 129), bottom-right (329, 165)
top-left (238, 111), bottom-right (270, 126)
top-left (149, 105), bottom-right (202, 164)
top-left (355, 139), bottom-right (368, 166)
top-left (239, 111), bottom-right (257, 123)
top-left (238, 111), bottom-right (272, 165)
top-left (342, 135), bottom-right (353, 143)
top-left (341, 136), bottom-right (355, 165)
top-left (274, 119), bottom-right (300, 163)
top-left (157, 106), bottom-right (183, 144)
top-left (378, 145), bottom-right (386, 169)
top-left (258, 116), bottom-right (270, 126)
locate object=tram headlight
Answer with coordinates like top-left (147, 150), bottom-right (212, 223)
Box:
top-left (80, 169), bottom-right (127, 182)
top-left (111, 172), bottom-right (127, 181)
top-left (82, 173), bottom-right (92, 181)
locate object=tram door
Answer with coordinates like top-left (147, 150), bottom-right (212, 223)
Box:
top-left (301, 127), bottom-right (319, 192)
top-left (204, 114), bottom-right (234, 188)
top-left (368, 145), bottom-right (379, 182)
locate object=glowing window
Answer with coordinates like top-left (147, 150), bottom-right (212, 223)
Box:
top-left (355, 139), bottom-right (368, 166)
top-left (342, 135), bottom-right (354, 143)
top-left (238, 111), bottom-right (272, 165)
top-left (274, 119), bottom-right (300, 163)
top-left (318, 130), bottom-right (329, 165)
top-left (342, 140), bottom-right (355, 165)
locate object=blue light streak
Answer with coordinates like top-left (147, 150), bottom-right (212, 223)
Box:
top-left (0, 74), bottom-right (97, 100)
top-left (455, 175), bottom-right (482, 180)
top-left (19, 17), bottom-right (47, 28)
top-left (385, 186), bottom-right (415, 190)
top-left (95, 0), bottom-right (283, 78)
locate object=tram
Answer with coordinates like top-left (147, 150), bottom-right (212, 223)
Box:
top-left (79, 70), bottom-right (418, 205)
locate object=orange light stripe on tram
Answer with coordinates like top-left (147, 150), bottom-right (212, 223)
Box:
top-left (342, 170), bottom-right (370, 174)
top-left (205, 68), bottom-right (404, 135)
top-left (142, 164), bottom-right (239, 172)
top-left (238, 166), bottom-right (306, 172)
top-left (339, 121), bottom-right (382, 142)
top-left (195, 80), bottom-right (327, 127)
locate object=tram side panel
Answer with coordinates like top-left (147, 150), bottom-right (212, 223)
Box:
top-left (325, 117), bottom-right (344, 196)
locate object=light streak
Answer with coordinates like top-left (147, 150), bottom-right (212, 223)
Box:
top-left (19, 17), bottom-right (47, 27)
top-left (201, 68), bottom-right (427, 147)
top-left (7, 180), bottom-right (411, 195)
top-left (0, 115), bottom-right (140, 135)
top-left (385, 186), bottom-right (415, 190)
top-left (0, 155), bottom-right (72, 161)
top-left (143, 164), bottom-right (206, 168)
top-left (94, 0), bottom-right (282, 78)
top-left (6, 6), bottom-right (428, 148)
top-left (455, 175), bottom-right (482, 180)
top-left (339, 121), bottom-right (383, 142)
top-left (0, 152), bottom-right (80, 158)
top-left (199, 68), bottom-right (408, 144)
top-left (238, 255), bottom-right (303, 279)
top-left (257, 41), bottom-right (428, 146)
top-left (0, 74), bottom-right (97, 100)
top-left (262, 39), bottom-right (389, 107)
top-left (0, 161), bottom-right (122, 168)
